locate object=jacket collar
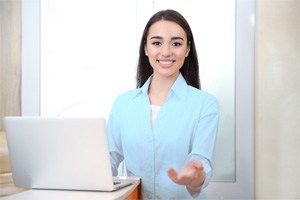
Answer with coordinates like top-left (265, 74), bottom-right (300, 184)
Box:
top-left (136, 73), bottom-right (189, 101)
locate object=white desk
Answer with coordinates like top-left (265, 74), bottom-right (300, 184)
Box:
top-left (0, 177), bottom-right (140, 200)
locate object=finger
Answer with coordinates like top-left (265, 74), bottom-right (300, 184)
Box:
top-left (167, 168), bottom-right (180, 183)
top-left (168, 168), bottom-right (194, 186)
top-left (167, 168), bottom-right (177, 178)
top-left (190, 160), bottom-right (204, 171)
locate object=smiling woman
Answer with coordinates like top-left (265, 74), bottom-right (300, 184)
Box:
top-left (106, 10), bottom-right (219, 198)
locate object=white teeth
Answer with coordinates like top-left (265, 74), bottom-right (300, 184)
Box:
top-left (159, 61), bottom-right (173, 64)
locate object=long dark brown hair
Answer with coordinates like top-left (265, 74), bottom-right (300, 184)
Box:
top-left (136, 9), bottom-right (201, 89)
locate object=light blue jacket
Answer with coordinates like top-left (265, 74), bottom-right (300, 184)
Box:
top-left (107, 73), bottom-right (219, 199)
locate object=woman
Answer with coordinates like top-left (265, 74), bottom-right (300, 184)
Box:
top-left (107, 9), bottom-right (219, 199)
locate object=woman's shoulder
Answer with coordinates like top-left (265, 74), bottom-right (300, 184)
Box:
top-left (109, 89), bottom-right (140, 115)
top-left (188, 86), bottom-right (217, 102)
top-left (112, 88), bottom-right (141, 106)
top-left (187, 86), bottom-right (219, 112)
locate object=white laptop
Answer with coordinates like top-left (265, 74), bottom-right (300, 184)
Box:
top-left (3, 116), bottom-right (134, 191)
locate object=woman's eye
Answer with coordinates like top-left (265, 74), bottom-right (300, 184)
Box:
top-left (152, 41), bottom-right (161, 46)
top-left (172, 42), bottom-right (182, 47)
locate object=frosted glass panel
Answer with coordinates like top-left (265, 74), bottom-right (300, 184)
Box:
top-left (41, 0), bottom-right (137, 119)
top-left (41, 0), bottom-right (235, 182)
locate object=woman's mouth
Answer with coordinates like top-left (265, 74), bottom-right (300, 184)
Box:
top-left (158, 60), bottom-right (175, 67)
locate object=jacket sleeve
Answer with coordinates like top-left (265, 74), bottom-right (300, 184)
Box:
top-left (187, 95), bottom-right (219, 198)
top-left (107, 98), bottom-right (124, 176)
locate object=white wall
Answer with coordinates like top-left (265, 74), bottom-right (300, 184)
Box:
top-left (255, 0), bottom-right (300, 199)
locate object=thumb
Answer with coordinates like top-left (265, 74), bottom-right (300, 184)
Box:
top-left (167, 168), bottom-right (177, 177)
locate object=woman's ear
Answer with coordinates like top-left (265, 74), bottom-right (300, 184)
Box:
top-left (185, 42), bottom-right (191, 57)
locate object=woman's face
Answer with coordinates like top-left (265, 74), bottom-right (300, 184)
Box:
top-left (145, 20), bottom-right (190, 79)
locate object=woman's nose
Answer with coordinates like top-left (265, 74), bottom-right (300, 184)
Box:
top-left (161, 44), bottom-right (171, 57)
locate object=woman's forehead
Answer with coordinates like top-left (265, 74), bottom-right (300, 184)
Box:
top-left (147, 20), bottom-right (187, 40)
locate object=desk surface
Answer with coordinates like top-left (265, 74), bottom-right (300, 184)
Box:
top-left (0, 177), bottom-right (140, 200)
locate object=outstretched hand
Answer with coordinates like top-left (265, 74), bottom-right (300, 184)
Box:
top-left (167, 160), bottom-right (205, 189)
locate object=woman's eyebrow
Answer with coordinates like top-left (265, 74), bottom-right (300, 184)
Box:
top-left (149, 36), bottom-right (184, 41)
top-left (149, 36), bottom-right (163, 40)
top-left (171, 36), bottom-right (184, 41)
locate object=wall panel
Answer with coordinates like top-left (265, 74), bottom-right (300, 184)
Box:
top-left (255, 0), bottom-right (300, 199)
top-left (0, 0), bottom-right (21, 130)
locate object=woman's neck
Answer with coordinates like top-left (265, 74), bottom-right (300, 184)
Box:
top-left (148, 72), bottom-right (179, 106)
